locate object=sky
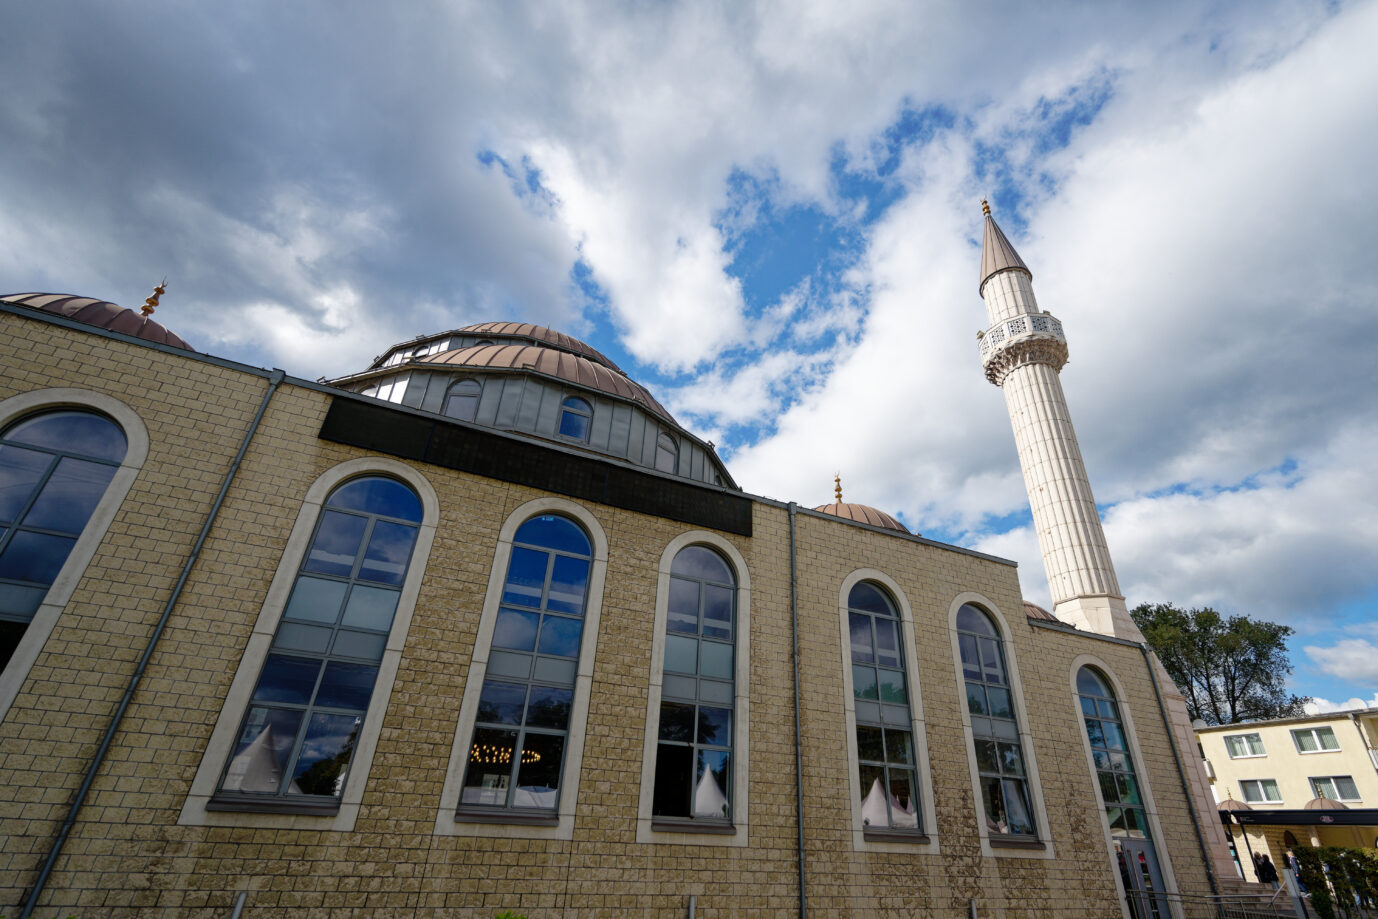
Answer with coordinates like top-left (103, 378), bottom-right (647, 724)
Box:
top-left (3, 0), bottom-right (1377, 713)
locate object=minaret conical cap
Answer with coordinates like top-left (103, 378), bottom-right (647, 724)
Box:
top-left (979, 201), bottom-right (1031, 295)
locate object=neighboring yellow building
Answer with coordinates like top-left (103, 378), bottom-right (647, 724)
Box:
top-left (1198, 709), bottom-right (1378, 878)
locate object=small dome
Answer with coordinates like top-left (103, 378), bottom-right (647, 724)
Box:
top-left (456, 321), bottom-right (621, 372)
top-left (812, 502), bottom-right (908, 533)
top-left (1218, 798), bottom-right (1253, 812)
top-left (3, 292), bottom-right (192, 350)
top-left (1023, 601), bottom-right (1058, 622)
top-left (1304, 797), bottom-right (1348, 811)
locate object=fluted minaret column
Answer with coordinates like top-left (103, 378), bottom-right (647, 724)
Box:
top-left (975, 202), bottom-right (1141, 640)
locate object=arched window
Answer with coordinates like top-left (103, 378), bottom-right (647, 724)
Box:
top-left (443, 379), bottom-right (482, 422)
top-left (460, 514), bottom-right (592, 813)
top-left (1, 410), bottom-right (127, 671)
top-left (1078, 665), bottom-right (1170, 914)
top-left (653, 545), bottom-right (736, 822)
top-left (957, 603), bottom-right (1035, 837)
top-left (655, 432), bottom-right (678, 474)
top-left (558, 396), bottom-right (592, 441)
top-left (216, 476), bottom-right (423, 803)
top-left (849, 581), bottom-right (920, 831)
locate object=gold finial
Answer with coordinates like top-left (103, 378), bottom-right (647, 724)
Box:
top-left (834, 472), bottom-right (843, 503)
top-left (981, 199), bottom-right (991, 217)
top-left (141, 277), bottom-right (167, 317)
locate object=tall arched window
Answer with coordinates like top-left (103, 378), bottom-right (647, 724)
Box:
top-left (1077, 666), bottom-right (1170, 914)
top-left (215, 476), bottom-right (423, 803)
top-left (443, 379), bottom-right (482, 422)
top-left (957, 603), bottom-right (1035, 837)
top-left (558, 396), bottom-right (592, 441)
top-left (460, 514), bottom-right (592, 813)
top-left (653, 545), bottom-right (736, 822)
top-left (1, 410), bottom-right (127, 671)
top-left (655, 432), bottom-right (678, 474)
top-left (849, 581), bottom-right (920, 831)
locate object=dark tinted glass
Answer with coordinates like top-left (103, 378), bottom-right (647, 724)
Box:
top-left (671, 545), bottom-right (732, 583)
top-left (659, 702), bottom-right (695, 742)
top-left (477, 681), bottom-right (526, 725)
top-left (313, 661), bottom-right (378, 710)
top-left (289, 712), bottom-right (359, 796)
top-left (849, 582), bottom-right (893, 616)
top-left (359, 521), bottom-right (418, 585)
top-left (252, 654), bottom-right (322, 705)
top-left (956, 604), bottom-right (998, 637)
top-left (4, 411), bottom-right (126, 462)
top-left (303, 511), bottom-right (367, 577)
top-left (1077, 666), bottom-right (1110, 697)
top-left (0, 446), bottom-right (51, 524)
top-left (0, 531), bottom-right (76, 582)
top-left (536, 615), bottom-right (583, 657)
top-left (326, 477), bottom-right (422, 522)
top-left (19, 459), bottom-right (117, 532)
top-left (513, 515), bottom-right (590, 556)
top-left (526, 686), bottom-right (573, 729)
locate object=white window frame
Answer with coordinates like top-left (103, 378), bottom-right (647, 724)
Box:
top-left (1069, 655), bottom-right (1183, 919)
top-left (179, 457), bottom-right (438, 831)
top-left (1223, 733), bottom-right (1267, 759)
top-left (837, 569), bottom-right (937, 854)
top-left (434, 496), bottom-right (608, 840)
top-left (1239, 778), bottom-right (1283, 805)
top-left (636, 530), bottom-right (751, 847)
top-left (0, 389), bottom-right (149, 725)
top-left (947, 592), bottom-right (1054, 860)
top-left (1310, 775), bottom-right (1360, 803)
top-left (1292, 726), bottom-right (1340, 754)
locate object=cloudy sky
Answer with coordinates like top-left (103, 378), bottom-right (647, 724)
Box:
top-left (4, 1), bottom-right (1377, 711)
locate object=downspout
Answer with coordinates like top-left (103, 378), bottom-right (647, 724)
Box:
top-left (787, 503), bottom-right (807, 919)
top-left (21, 369), bottom-right (286, 918)
top-left (1139, 643), bottom-right (1220, 899)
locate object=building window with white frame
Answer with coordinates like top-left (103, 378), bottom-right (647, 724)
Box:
top-left (459, 514), bottom-right (592, 815)
top-left (1, 410), bottom-right (127, 672)
top-left (957, 603), bottom-right (1035, 837)
top-left (849, 581), bottom-right (921, 833)
top-left (1239, 778), bottom-right (1283, 804)
top-left (1292, 726), bottom-right (1340, 753)
top-left (558, 396), bottom-right (592, 441)
top-left (214, 476), bottom-right (422, 806)
top-left (1223, 733), bottom-right (1266, 758)
top-left (652, 545), bottom-right (736, 824)
top-left (1310, 775), bottom-right (1360, 802)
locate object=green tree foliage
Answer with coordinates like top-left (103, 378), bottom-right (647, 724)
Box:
top-left (1130, 603), bottom-right (1309, 725)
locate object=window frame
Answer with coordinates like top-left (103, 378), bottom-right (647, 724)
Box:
top-left (442, 378), bottom-right (482, 423)
top-left (1223, 732), bottom-right (1267, 759)
top-left (947, 592), bottom-right (1053, 859)
top-left (179, 457), bottom-right (438, 831)
top-left (435, 496), bottom-right (608, 841)
top-left (636, 530), bottom-right (751, 847)
top-left (1310, 775), bottom-right (1361, 803)
top-left (558, 396), bottom-right (593, 442)
top-left (0, 389), bottom-right (149, 725)
top-left (1239, 778), bottom-right (1283, 805)
top-left (837, 569), bottom-right (937, 853)
top-left (654, 432), bottom-right (678, 474)
top-left (1292, 726), bottom-right (1340, 754)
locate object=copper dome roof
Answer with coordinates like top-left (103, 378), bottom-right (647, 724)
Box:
top-left (1304, 796), bottom-right (1349, 811)
top-left (455, 321), bottom-right (621, 373)
top-left (421, 343), bottom-right (674, 424)
top-left (3, 292), bottom-right (192, 350)
top-left (812, 502), bottom-right (908, 533)
top-left (1217, 798), bottom-right (1253, 812)
top-left (1022, 601), bottom-right (1058, 622)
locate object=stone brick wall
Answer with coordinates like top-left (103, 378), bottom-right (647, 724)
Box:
top-left (0, 309), bottom-right (1215, 916)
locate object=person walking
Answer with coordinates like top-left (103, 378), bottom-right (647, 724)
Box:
top-left (1257, 853), bottom-right (1280, 889)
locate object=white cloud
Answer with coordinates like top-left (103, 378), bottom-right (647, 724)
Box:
top-left (1306, 640), bottom-right (1378, 687)
top-left (1304, 694), bottom-right (1378, 716)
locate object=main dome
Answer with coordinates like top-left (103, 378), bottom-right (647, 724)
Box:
top-left (812, 501), bottom-right (908, 533)
top-left (2, 292), bottom-right (192, 350)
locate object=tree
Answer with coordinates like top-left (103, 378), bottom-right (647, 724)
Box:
top-left (1130, 603), bottom-right (1309, 725)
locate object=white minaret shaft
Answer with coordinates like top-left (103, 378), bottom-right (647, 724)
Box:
top-left (976, 202), bottom-right (1140, 640)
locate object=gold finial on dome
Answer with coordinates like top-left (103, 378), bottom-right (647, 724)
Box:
top-left (141, 278), bottom-right (167, 317)
top-left (834, 472), bottom-right (843, 503)
top-left (981, 198), bottom-right (991, 217)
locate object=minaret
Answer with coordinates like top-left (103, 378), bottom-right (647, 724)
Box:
top-left (975, 201), bottom-right (1141, 640)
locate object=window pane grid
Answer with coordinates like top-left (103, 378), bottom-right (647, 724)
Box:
top-left (218, 477), bottom-right (421, 801)
top-left (1293, 727), bottom-right (1340, 753)
top-left (958, 605), bottom-right (1035, 837)
top-left (1310, 775), bottom-right (1360, 801)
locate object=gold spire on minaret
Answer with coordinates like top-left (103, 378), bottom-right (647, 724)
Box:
top-left (834, 473), bottom-right (843, 503)
top-left (981, 198), bottom-right (991, 217)
top-left (141, 278), bottom-right (167, 317)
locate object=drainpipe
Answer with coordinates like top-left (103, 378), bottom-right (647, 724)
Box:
top-left (21, 369), bottom-right (285, 918)
top-left (787, 503), bottom-right (807, 919)
top-left (1139, 643), bottom-right (1219, 898)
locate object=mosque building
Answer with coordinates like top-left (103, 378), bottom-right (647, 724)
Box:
top-left (0, 210), bottom-right (1243, 916)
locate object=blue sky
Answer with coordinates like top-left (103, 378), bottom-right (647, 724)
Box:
top-left (3, 0), bottom-right (1377, 711)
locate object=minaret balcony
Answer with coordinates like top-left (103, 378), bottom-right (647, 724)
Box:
top-left (978, 312), bottom-right (1069, 385)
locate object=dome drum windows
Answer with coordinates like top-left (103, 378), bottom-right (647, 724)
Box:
top-left (957, 604), bottom-right (1036, 838)
top-left (653, 545), bottom-right (737, 823)
top-left (459, 514), bottom-right (593, 815)
top-left (655, 432), bottom-right (678, 474)
top-left (214, 476), bottom-right (422, 806)
top-left (0, 410), bottom-right (127, 671)
top-left (443, 379), bottom-right (482, 423)
top-left (558, 396), bottom-right (592, 441)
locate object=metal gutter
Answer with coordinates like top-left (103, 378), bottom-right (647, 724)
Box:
top-left (1140, 643), bottom-right (1220, 899)
top-left (787, 503), bottom-right (807, 918)
top-left (20, 369), bottom-right (286, 918)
